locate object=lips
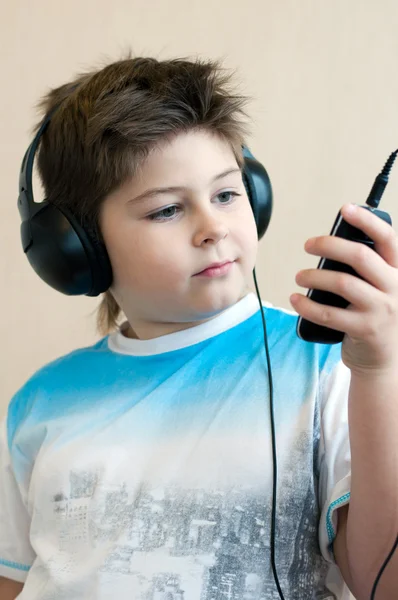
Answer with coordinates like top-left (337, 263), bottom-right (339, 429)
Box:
top-left (194, 260), bottom-right (234, 277)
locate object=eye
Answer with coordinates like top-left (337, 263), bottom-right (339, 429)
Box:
top-left (216, 191), bottom-right (241, 204)
top-left (148, 205), bottom-right (180, 222)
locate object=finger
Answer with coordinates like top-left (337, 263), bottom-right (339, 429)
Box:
top-left (341, 203), bottom-right (398, 268)
top-left (295, 267), bottom-right (384, 310)
top-left (305, 235), bottom-right (392, 293)
top-left (290, 292), bottom-right (373, 340)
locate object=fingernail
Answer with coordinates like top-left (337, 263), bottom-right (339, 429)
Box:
top-left (345, 203), bottom-right (357, 214)
top-left (305, 238), bottom-right (315, 250)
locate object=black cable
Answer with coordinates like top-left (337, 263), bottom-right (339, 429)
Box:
top-left (253, 268), bottom-right (286, 600)
top-left (366, 149), bottom-right (398, 209)
top-left (370, 534), bottom-right (398, 600)
top-left (253, 269), bottom-right (397, 600)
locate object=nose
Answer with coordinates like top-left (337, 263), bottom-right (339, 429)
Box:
top-left (192, 206), bottom-right (229, 247)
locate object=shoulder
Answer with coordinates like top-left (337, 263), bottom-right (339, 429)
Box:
top-left (255, 302), bottom-right (351, 408)
top-left (13, 336), bottom-right (111, 394)
top-left (259, 302), bottom-right (343, 367)
top-left (6, 336), bottom-right (111, 448)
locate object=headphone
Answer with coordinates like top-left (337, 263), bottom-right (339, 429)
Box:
top-left (18, 108), bottom-right (273, 297)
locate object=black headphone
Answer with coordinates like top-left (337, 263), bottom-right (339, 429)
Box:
top-left (18, 110), bottom-right (273, 297)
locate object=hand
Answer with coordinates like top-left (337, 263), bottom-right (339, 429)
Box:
top-left (290, 203), bottom-right (398, 375)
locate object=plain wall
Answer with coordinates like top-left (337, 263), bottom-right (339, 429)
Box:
top-left (2, 0), bottom-right (398, 411)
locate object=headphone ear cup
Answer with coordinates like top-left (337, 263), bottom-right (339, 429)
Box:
top-left (242, 148), bottom-right (273, 240)
top-left (23, 202), bottom-right (112, 296)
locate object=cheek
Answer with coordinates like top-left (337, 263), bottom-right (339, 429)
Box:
top-left (109, 232), bottom-right (186, 288)
top-left (236, 208), bottom-right (259, 256)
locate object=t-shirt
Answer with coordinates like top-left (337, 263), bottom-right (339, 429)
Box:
top-left (0, 294), bottom-right (352, 599)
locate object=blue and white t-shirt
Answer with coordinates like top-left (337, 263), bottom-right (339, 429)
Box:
top-left (0, 294), bottom-right (352, 599)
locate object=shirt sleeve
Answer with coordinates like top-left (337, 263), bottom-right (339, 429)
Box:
top-left (0, 416), bottom-right (35, 583)
top-left (317, 350), bottom-right (352, 564)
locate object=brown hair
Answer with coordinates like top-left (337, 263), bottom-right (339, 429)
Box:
top-left (35, 53), bottom-right (250, 335)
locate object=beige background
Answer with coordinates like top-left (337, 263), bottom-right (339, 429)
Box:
top-left (2, 0), bottom-right (398, 413)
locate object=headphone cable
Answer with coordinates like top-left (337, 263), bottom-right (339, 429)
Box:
top-left (253, 268), bottom-right (286, 600)
top-left (370, 534), bottom-right (398, 599)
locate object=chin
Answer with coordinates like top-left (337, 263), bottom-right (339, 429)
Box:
top-left (192, 287), bottom-right (246, 319)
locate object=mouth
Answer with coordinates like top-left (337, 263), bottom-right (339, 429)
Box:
top-left (193, 260), bottom-right (235, 278)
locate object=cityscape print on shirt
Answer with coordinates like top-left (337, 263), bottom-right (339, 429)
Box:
top-left (43, 430), bottom-right (334, 600)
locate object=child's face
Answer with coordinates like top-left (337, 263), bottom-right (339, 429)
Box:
top-left (100, 129), bottom-right (258, 337)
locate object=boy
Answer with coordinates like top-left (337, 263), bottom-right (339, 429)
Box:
top-left (1, 56), bottom-right (397, 600)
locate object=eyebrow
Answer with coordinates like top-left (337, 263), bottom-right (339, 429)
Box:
top-left (128, 167), bottom-right (242, 204)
